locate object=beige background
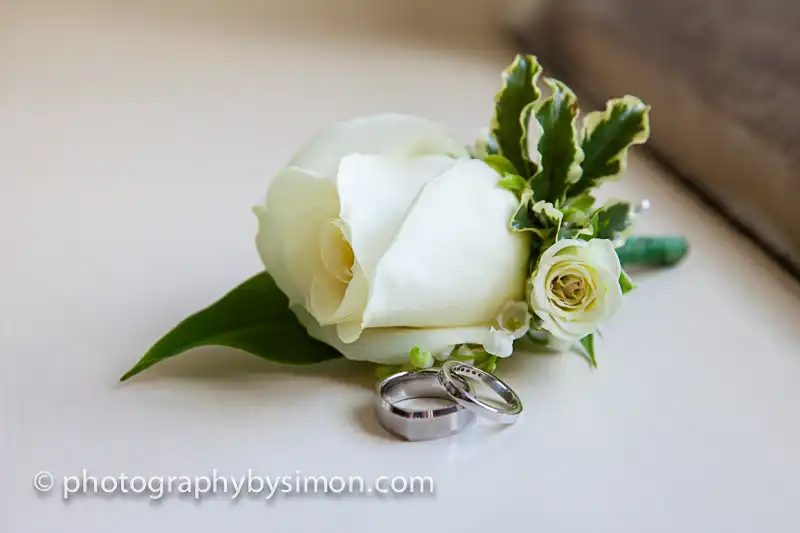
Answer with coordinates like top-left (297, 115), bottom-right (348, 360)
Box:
top-left (2, 1), bottom-right (800, 532)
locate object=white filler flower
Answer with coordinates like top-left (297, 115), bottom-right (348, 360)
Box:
top-left (483, 301), bottom-right (531, 357)
top-left (255, 114), bottom-right (529, 364)
top-left (530, 239), bottom-right (623, 342)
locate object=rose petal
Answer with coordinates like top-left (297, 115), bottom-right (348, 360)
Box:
top-left (337, 154), bottom-right (456, 281)
top-left (308, 274), bottom-right (347, 325)
top-left (290, 114), bottom-right (469, 177)
top-left (292, 306), bottom-right (491, 364)
top-left (329, 155), bottom-right (456, 342)
top-left (362, 159), bottom-right (529, 329)
top-left (584, 238), bottom-right (622, 280)
top-left (255, 167), bottom-right (339, 306)
top-left (548, 238), bottom-right (588, 257)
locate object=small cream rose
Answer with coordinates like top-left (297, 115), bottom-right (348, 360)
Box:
top-left (530, 239), bottom-right (623, 342)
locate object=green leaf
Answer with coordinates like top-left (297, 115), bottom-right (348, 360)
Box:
top-left (592, 200), bottom-right (634, 241)
top-left (519, 100), bottom-right (542, 179)
top-left (558, 224), bottom-right (594, 241)
top-left (619, 269), bottom-right (636, 294)
top-left (579, 333), bottom-right (597, 368)
top-left (510, 190), bottom-right (536, 232)
top-left (483, 154), bottom-right (519, 176)
top-left (510, 192), bottom-right (564, 268)
top-left (120, 272), bottom-right (340, 381)
top-left (530, 79), bottom-right (584, 205)
top-left (510, 192), bottom-right (563, 235)
top-left (560, 194), bottom-right (595, 230)
top-left (471, 349), bottom-right (497, 373)
top-left (531, 201), bottom-right (564, 239)
top-left (476, 355), bottom-right (498, 374)
top-left (569, 95), bottom-right (650, 198)
top-left (490, 54), bottom-right (543, 177)
top-left (566, 193), bottom-right (595, 213)
top-left (498, 173), bottom-right (527, 193)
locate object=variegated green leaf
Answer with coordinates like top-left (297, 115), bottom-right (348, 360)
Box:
top-left (511, 195), bottom-right (563, 235)
top-left (561, 193), bottom-right (595, 228)
top-left (530, 79), bottom-right (584, 205)
top-left (520, 100), bottom-right (543, 178)
top-left (511, 195), bottom-right (564, 234)
top-left (566, 193), bottom-right (595, 213)
top-left (558, 224), bottom-right (594, 241)
top-left (510, 192), bottom-right (564, 265)
top-left (531, 200), bottom-right (563, 236)
top-left (569, 95), bottom-right (650, 198)
top-left (483, 154), bottom-right (519, 176)
top-left (498, 173), bottom-right (527, 193)
top-left (490, 55), bottom-right (542, 177)
top-left (510, 190), bottom-right (537, 232)
top-left (592, 200), bottom-right (635, 241)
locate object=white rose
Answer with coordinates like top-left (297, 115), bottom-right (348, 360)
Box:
top-left (255, 114), bottom-right (530, 364)
top-left (530, 238), bottom-right (623, 342)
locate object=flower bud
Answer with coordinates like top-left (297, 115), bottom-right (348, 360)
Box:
top-left (409, 346), bottom-right (434, 369)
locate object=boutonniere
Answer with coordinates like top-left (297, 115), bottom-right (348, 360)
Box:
top-left (121, 55), bottom-right (686, 383)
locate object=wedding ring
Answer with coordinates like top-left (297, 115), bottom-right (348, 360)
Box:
top-left (376, 369), bottom-right (478, 441)
top-left (438, 361), bottom-right (523, 424)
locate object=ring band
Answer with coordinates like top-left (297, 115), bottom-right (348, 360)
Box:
top-left (438, 361), bottom-right (523, 424)
top-left (376, 369), bottom-right (478, 441)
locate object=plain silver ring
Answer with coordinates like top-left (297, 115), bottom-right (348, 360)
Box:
top-left (375, 369), bottom-right (478, 441)
top-left (438, 360), bottom-right (523, 424)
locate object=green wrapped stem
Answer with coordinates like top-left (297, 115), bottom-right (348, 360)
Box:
top-left (616, 236), bottom-right (689, 267)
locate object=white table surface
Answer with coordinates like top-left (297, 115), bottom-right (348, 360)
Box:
top-left (3, 1), bottom-right (800, 532)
